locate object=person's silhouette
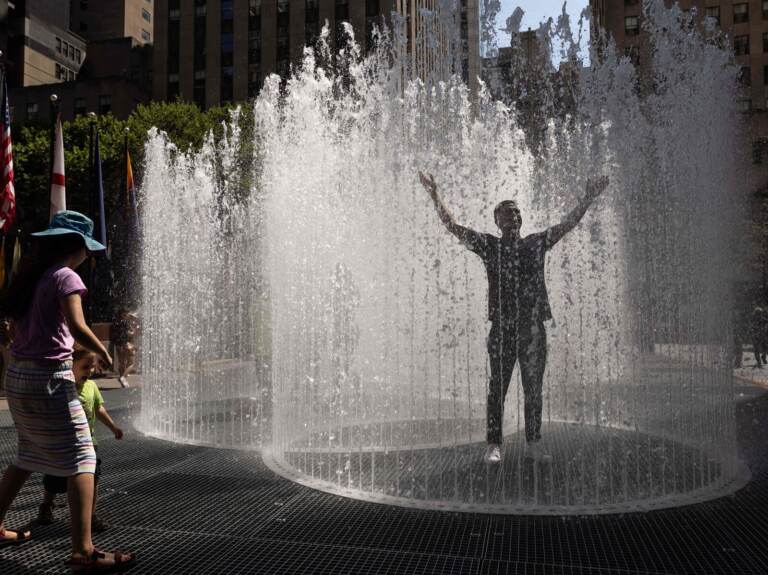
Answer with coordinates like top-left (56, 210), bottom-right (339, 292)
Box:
top-left (419, 171), bottom-right (609, 463)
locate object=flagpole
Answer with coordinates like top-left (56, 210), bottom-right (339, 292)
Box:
top-left (124, 127), bottom-right (129, 204)
top-left (120, 128), bottom-right (128, 214)
top-left (124, 126), bottom-right (136, 226)
top-left (0, 50), bottom-right (5, 102)
top-left (88, 112), bottom-right (95, 219)
top-left (0, 51), bottom-right (5, 93)
top-left (87, 112), bottom-right (96, 322)
top-left (47, 94), bottom-right (58, 223)
top-left (117, 127), bottom-right (129, 314)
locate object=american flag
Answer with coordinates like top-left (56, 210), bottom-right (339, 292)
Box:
top-left (0, 74), bottom-right (15, 233)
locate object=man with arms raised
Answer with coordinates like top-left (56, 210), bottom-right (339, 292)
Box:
top-left (419, 172), bottom-right (609, 463)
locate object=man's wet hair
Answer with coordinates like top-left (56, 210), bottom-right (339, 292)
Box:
top-left (494, 200), bottom-right (521, 222)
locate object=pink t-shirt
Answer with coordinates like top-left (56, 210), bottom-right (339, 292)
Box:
top-left (11, 265), bottom-right (87, 361)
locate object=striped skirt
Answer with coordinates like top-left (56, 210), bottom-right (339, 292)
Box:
top-left (5, 358), bottom-right (96, 476)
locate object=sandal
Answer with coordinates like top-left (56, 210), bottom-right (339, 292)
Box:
top-left (0, 526), bottom-right (32, 547)
top-left (67, 548), bottom-right (135, 573)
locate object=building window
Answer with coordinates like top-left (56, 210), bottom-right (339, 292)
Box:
top-left (56, 38), bottom-right (62, 53)
top-left (249, 30), bottom-right (261, 55)
top-left (277, 0), bottom-right (290, 70)
top-left (222, 32), bottom-right (233, 53)
top-left (168, 0), bottom-right (180, 76)
top-left (222, 0), bottom-right (233, 20)
top-left (74, 97), bottom-right (87, 116)
top-left (142, 29), bottom-right (151, 42)
top-left (249, 0), bottom-right (262, 96)
top-left (336, 0), bottom-right (349, 48)
top-left (56, 64), bottom-right (75, 81)
top-left (168, 73), bottom-right (179, 100)
top-left (221, 1), bottom-right (234, 102)
top-left (248, 65), bottom-right (261, 97)
top-left (764, 1), bottom-right (768, 20)
top-left (142, 8), bottom-right (151, 22)
top-left (624, 16), bottom-right (639, 36)
top-left (735, 35), bottom-right (750, 56)
top-left (624, 0), bottom-right (638, 6)
top-left (168, 17), bottom-right (180, 74)
top-left (98, 95), bottom-right (111, 114)
top-left (26, 102), bottom-right (38, 120)
top-left (69, 44), bottom-right (75, 60)
top-left (624, 45), bottom-right (640, 67)
top-left (306, 0), bottom-right (320, 46)
top-left (734, 3), bottom-right (749, 24)
top-left (80, 21), bottom-right (87, 32)
top-left (705, 6), bottom-right (720, 25)
top-left (194, 0), bottom-right (207, 104)
top-left (365, 0), bottom-right (379, 49)
top-left (75, 49), bottom-right (81, 63)
top-left (277, 59), bottom-right (290, 78)
top-left (194, 83), bottom-right (205, 108)
top-left (336, 0), bottom-right (349, 20)
top-left (221, 66), bottom-right (234, 102)
top-left (740, 66), bottom-right (751, 87)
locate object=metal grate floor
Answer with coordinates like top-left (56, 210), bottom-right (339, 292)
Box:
top-left (1, 384), bottom-right (768, 574)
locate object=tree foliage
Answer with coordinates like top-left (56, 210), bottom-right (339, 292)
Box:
top-left (7, 100), bottom-right (252, 319)
top-left (10, 100), bottom-right (240, 238)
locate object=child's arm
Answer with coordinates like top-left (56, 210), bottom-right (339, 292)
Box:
top-left (96, 406), bottom-right (124, 440)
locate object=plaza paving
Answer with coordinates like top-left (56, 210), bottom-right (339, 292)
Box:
top-left (1, 377), bottom-right (768, 574)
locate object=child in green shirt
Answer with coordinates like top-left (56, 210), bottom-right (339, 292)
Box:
top-left (37, 349), bottom-right (123, 531)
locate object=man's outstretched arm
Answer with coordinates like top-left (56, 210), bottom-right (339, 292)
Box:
top-left (545, 176), bottom-right (609, 249)
top-left (418, 171), bottom-right (477, 244)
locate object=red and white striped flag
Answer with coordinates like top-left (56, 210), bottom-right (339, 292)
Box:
top-left (0, 74), bottom-right (15, 233)
top-left (49, 113), bottom-right (66, 220)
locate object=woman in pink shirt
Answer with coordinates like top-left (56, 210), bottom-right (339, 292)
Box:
top-left (0, 211), bottom-right (133, 572)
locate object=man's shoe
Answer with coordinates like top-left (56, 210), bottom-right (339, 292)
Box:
top-left (524, 441), bottom-right (552, 463)
top-left (484, 444), bottom-right (502, 464)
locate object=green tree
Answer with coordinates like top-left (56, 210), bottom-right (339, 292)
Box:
top-left (11, 114), bottom-right (128, 237)
top-left (10, 101), bottom-right (246, 236)
top-left (8, 100), bottom-right (257, 318)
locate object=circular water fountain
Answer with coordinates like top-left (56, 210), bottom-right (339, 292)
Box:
top-left (140, 1), bottom-right (749, 513)
top-left (139, 116), bottom-right (271, 449)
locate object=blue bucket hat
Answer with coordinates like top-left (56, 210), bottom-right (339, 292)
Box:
top-left (31, 210), bottom-right (106, 252)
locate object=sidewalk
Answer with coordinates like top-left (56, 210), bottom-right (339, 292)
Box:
top-left (734, 352), bottom-right (768, 389)
top-left (0, 374), bottom-right (141, 411)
